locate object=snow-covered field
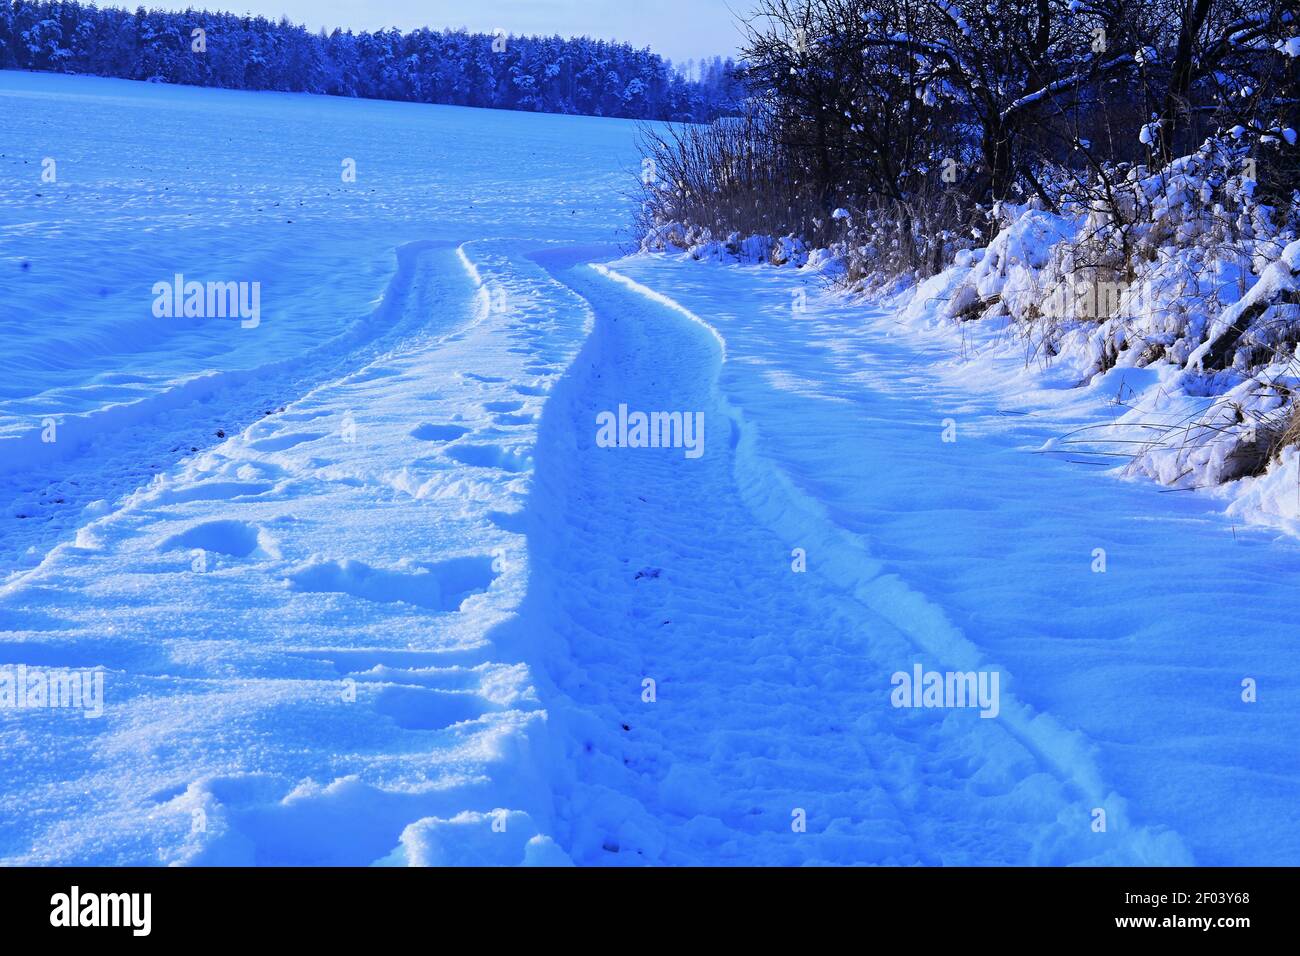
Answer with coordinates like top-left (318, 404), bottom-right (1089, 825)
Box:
top-left (0, 71), bottom-right (639, 579)
top-left (2, 71), bottom-right (1298, 866)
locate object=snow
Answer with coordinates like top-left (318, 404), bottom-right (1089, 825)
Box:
top-left (611, 252), bottom-right (1300, 864)
top-left (0, 71), bottom-right (638, 581)
top-left (3, 71), bottom-right (1299, 867)
top-left (1187, 238), bottom-right (1300, 371)
top-left (0, 72), bottom-right (624, 865)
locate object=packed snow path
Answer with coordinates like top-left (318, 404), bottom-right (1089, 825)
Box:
top-left (577, 255), bottom-right (1300, 866)
top-left (516, 249), bottom-right (1185, 865)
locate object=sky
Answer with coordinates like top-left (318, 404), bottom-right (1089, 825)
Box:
top-left (213, 1), bottom-right (752, 66)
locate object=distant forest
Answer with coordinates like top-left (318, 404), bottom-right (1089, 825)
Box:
top-left (0, 1), bottom-right (743, 121)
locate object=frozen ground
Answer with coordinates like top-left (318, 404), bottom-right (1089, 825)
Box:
top-left (2, 72), bottom-right (1297, 865)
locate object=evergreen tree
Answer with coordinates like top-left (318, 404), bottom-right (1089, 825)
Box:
top-left (0, 1), bottom-right (742, 121)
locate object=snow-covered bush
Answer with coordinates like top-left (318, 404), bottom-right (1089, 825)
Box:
top-left (636, 0), bottom-right (1299, 491)
top-left (940, 141), bottom-right (1300, 486)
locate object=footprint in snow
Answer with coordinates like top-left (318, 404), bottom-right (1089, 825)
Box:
top-left (158, 519), bottom-right (280, 560)
top-left (410, 423), bottom-right (471, 442)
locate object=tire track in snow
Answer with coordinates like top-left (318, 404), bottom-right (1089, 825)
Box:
top-left (518, 252), bottom-right (1191, 865)
top-left (1, 239), bottom-right (461, 585)
top-left (0, 240), bottom-right (584, 865)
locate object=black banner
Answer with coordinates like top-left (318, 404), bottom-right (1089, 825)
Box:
top-left (0, 866), bottom-right (1283, 941)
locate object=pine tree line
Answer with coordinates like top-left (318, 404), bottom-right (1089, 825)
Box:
top-left (0, 0), bottom-right (742, 121)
